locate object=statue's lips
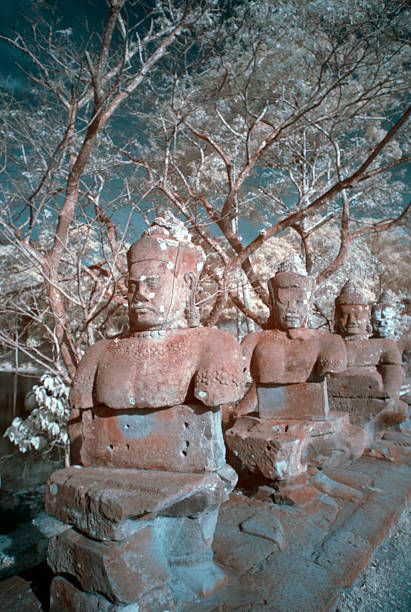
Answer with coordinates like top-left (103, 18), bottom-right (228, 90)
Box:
top-left (132, 305), bottom-right (156, 313)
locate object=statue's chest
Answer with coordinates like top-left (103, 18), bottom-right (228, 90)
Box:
top-left (252, 336), bottom-right (318, 383)
top-left (94, 336), bottom-right (196, 409)
top-left (345, 340), bottom-right (381, 367)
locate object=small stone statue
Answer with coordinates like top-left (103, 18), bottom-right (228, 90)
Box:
top-left (328, 281), bottom-right (407, 429)
top-left (45, 211), bottom-right (246, 610)
top-left (225, 262), bottom-right (365, 503)
top-left (371, 289), bottom-right (398, 339)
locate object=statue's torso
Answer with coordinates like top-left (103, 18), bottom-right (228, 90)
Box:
top-left (95, 333), bottom-right (197, 409)
top-left (245, 329), bottom-right (345, 384)
top-left (69, 327), bottom-right (245, 471)
top-left (342, 337), bottom-right (401, 377)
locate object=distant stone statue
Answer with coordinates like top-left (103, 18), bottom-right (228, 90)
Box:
top-left (328, 281), bottom-right (407, 429)
top-left (371, 289), bottom-right (398, 339)
top-left (45, 212), bottom-right (246, 610)
top-left (225, 262), bottom-right (365, 503)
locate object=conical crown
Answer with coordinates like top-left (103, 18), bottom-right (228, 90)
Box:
top-left (335, 280), bottom-right (369, 306)
top-left (127, 210), bottom-right (205, 278)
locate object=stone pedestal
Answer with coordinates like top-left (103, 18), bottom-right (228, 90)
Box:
top-left (73, 402), bottom-right (225, 472)
top-left (225, 381), bottom-right (365, 498)
top-left (328, 374), bottom-right (408, 427)
top-left (46, 464), bottom-right (237, 610)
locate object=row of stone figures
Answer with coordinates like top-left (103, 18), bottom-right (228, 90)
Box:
top-left (45, 211), bottom-right (409, 611)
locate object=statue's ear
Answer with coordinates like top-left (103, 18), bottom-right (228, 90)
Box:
top-left (184, 272), bottom-right (196, 291)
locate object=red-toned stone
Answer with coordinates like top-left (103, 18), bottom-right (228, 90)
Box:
top-left (226, 413), bottom-right (361, 481)
top-left (46, 464), bottom-right (237, 541)
top-left (0, 575), bottom-right (42, 612)
top-left (48, 526), bottom-right (169, 604)
top-left (256, 380), bottom-right (328, 419)
top-left (76, 401), bottom-right (226, 473)
top-left (49, 575), bottom-right (175, 612)
top-left (225, 415), bottom-right (309, 480)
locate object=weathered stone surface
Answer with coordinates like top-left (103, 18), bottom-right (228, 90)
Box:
top-left (48, 526), bottom-right (169, 604)
top-left (77, 402), bottom-right (225, 472)
top-left (371, 290), bottom-right (399, 339)
top-left (226, 413), bottom-right (358, 481)
top-left (271, 475), bottom-right (320, 506)
top-left (328, 373), bottom-right (386, 397)
top-left (243, 328), bottom-right (347, 386)
top-left (226, 415), bottom-right (309, 480)
top-left (329, 393), bottom-right (408, 427)
top-left (303, 413), bottom-right (367, 469)
top-left (213, 498), bottom-right (283, 572)
top-left (257, 381), bottom-right (328, 419)
top-left (49, 575), bottom-right (175, 612)
top-left (46, 464), bottom-right (237, 541)
top-left (0, 575), bottom-right (42, 612)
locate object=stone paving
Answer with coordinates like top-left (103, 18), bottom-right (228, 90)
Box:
top-left (0, 429), bottom-right (410, 611)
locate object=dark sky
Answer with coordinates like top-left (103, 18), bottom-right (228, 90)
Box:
top-left (0, 0), bottom-right (111, 94)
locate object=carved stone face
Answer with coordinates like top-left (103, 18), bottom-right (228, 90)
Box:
top-left (371, 304), bottom-right (397, 338)
top-left (335, 304), bottom-right (369, 338)
top-left (128, 260), bottom-right (188, 332)
top-left (271, 286), bottom-right (310, 331)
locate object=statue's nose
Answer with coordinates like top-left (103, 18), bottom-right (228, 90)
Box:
top-left (133, 282), bottom-right (150, 301)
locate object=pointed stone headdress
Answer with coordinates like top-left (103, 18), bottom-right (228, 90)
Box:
top-left (373, 289), bottom-right (398, 307)
top-left (127, 210), bottom-right (206, 280)
top-left (335, 281), bottom-right (369, 307)
top-left (268, 256), bottom-right (314, 293)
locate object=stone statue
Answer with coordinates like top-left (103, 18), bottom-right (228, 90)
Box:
top-left (371, 289), bottom-right (398, 339)
top-left (328, 281), bottom-right (407, 429)
top-left (225, 262), bottom-right (365, 503)
top-left (45, 212), bottom-right (246, 610)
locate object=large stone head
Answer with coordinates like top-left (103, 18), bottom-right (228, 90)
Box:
top-left (268, 260), bottom-right (313, 331)
top-left (334, 281), bottom-right (371, 339)
top-left (126, 211), bottom-right (205, 333)
top-left (371, 290), bottom-right (398, 338)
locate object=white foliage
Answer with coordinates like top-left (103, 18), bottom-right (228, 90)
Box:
top-left (4, 374), bottom-right (70, 455)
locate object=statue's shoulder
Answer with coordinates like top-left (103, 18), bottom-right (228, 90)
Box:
top-left (241, 329), bottom-right (268, 350)
top-left (194, 326), bottom-right (242, 354)
top-left (70, 339), bottom-right (111, 408)
top-left (374, 337), bottom-right (401, 364)
top-left (316, 331), bottom-right (347, 374)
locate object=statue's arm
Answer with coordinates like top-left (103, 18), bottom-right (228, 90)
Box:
top-left (194, 330), bottom-right (247, 407)
top-left (69, 340), bottom-right (109, 409)
top-left (378, 339), bottom-right (402, 395)
top-left (316, 333), bottom-right (347, 377)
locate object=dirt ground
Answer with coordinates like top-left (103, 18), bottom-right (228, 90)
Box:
top-left (336, 506), bottom-right (411, 612)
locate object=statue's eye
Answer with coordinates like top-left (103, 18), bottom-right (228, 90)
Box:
top-left (147, 278), bottom-right (159, 289)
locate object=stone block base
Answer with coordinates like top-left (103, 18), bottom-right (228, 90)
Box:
top-left (257, 381), bottom-right (328, 419)
top-left (46, 464), bottom-right (237, 607)
top-left (76, 402), bottom-right (225, 472)
top-left (49, 575), bottom-right (175, 612)
top-left (329, 395), bottom-right (408, 428)
top-left (225, 413), bottom-right (366, 482)
top-left (46, 464), bottom-right (237, 541)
